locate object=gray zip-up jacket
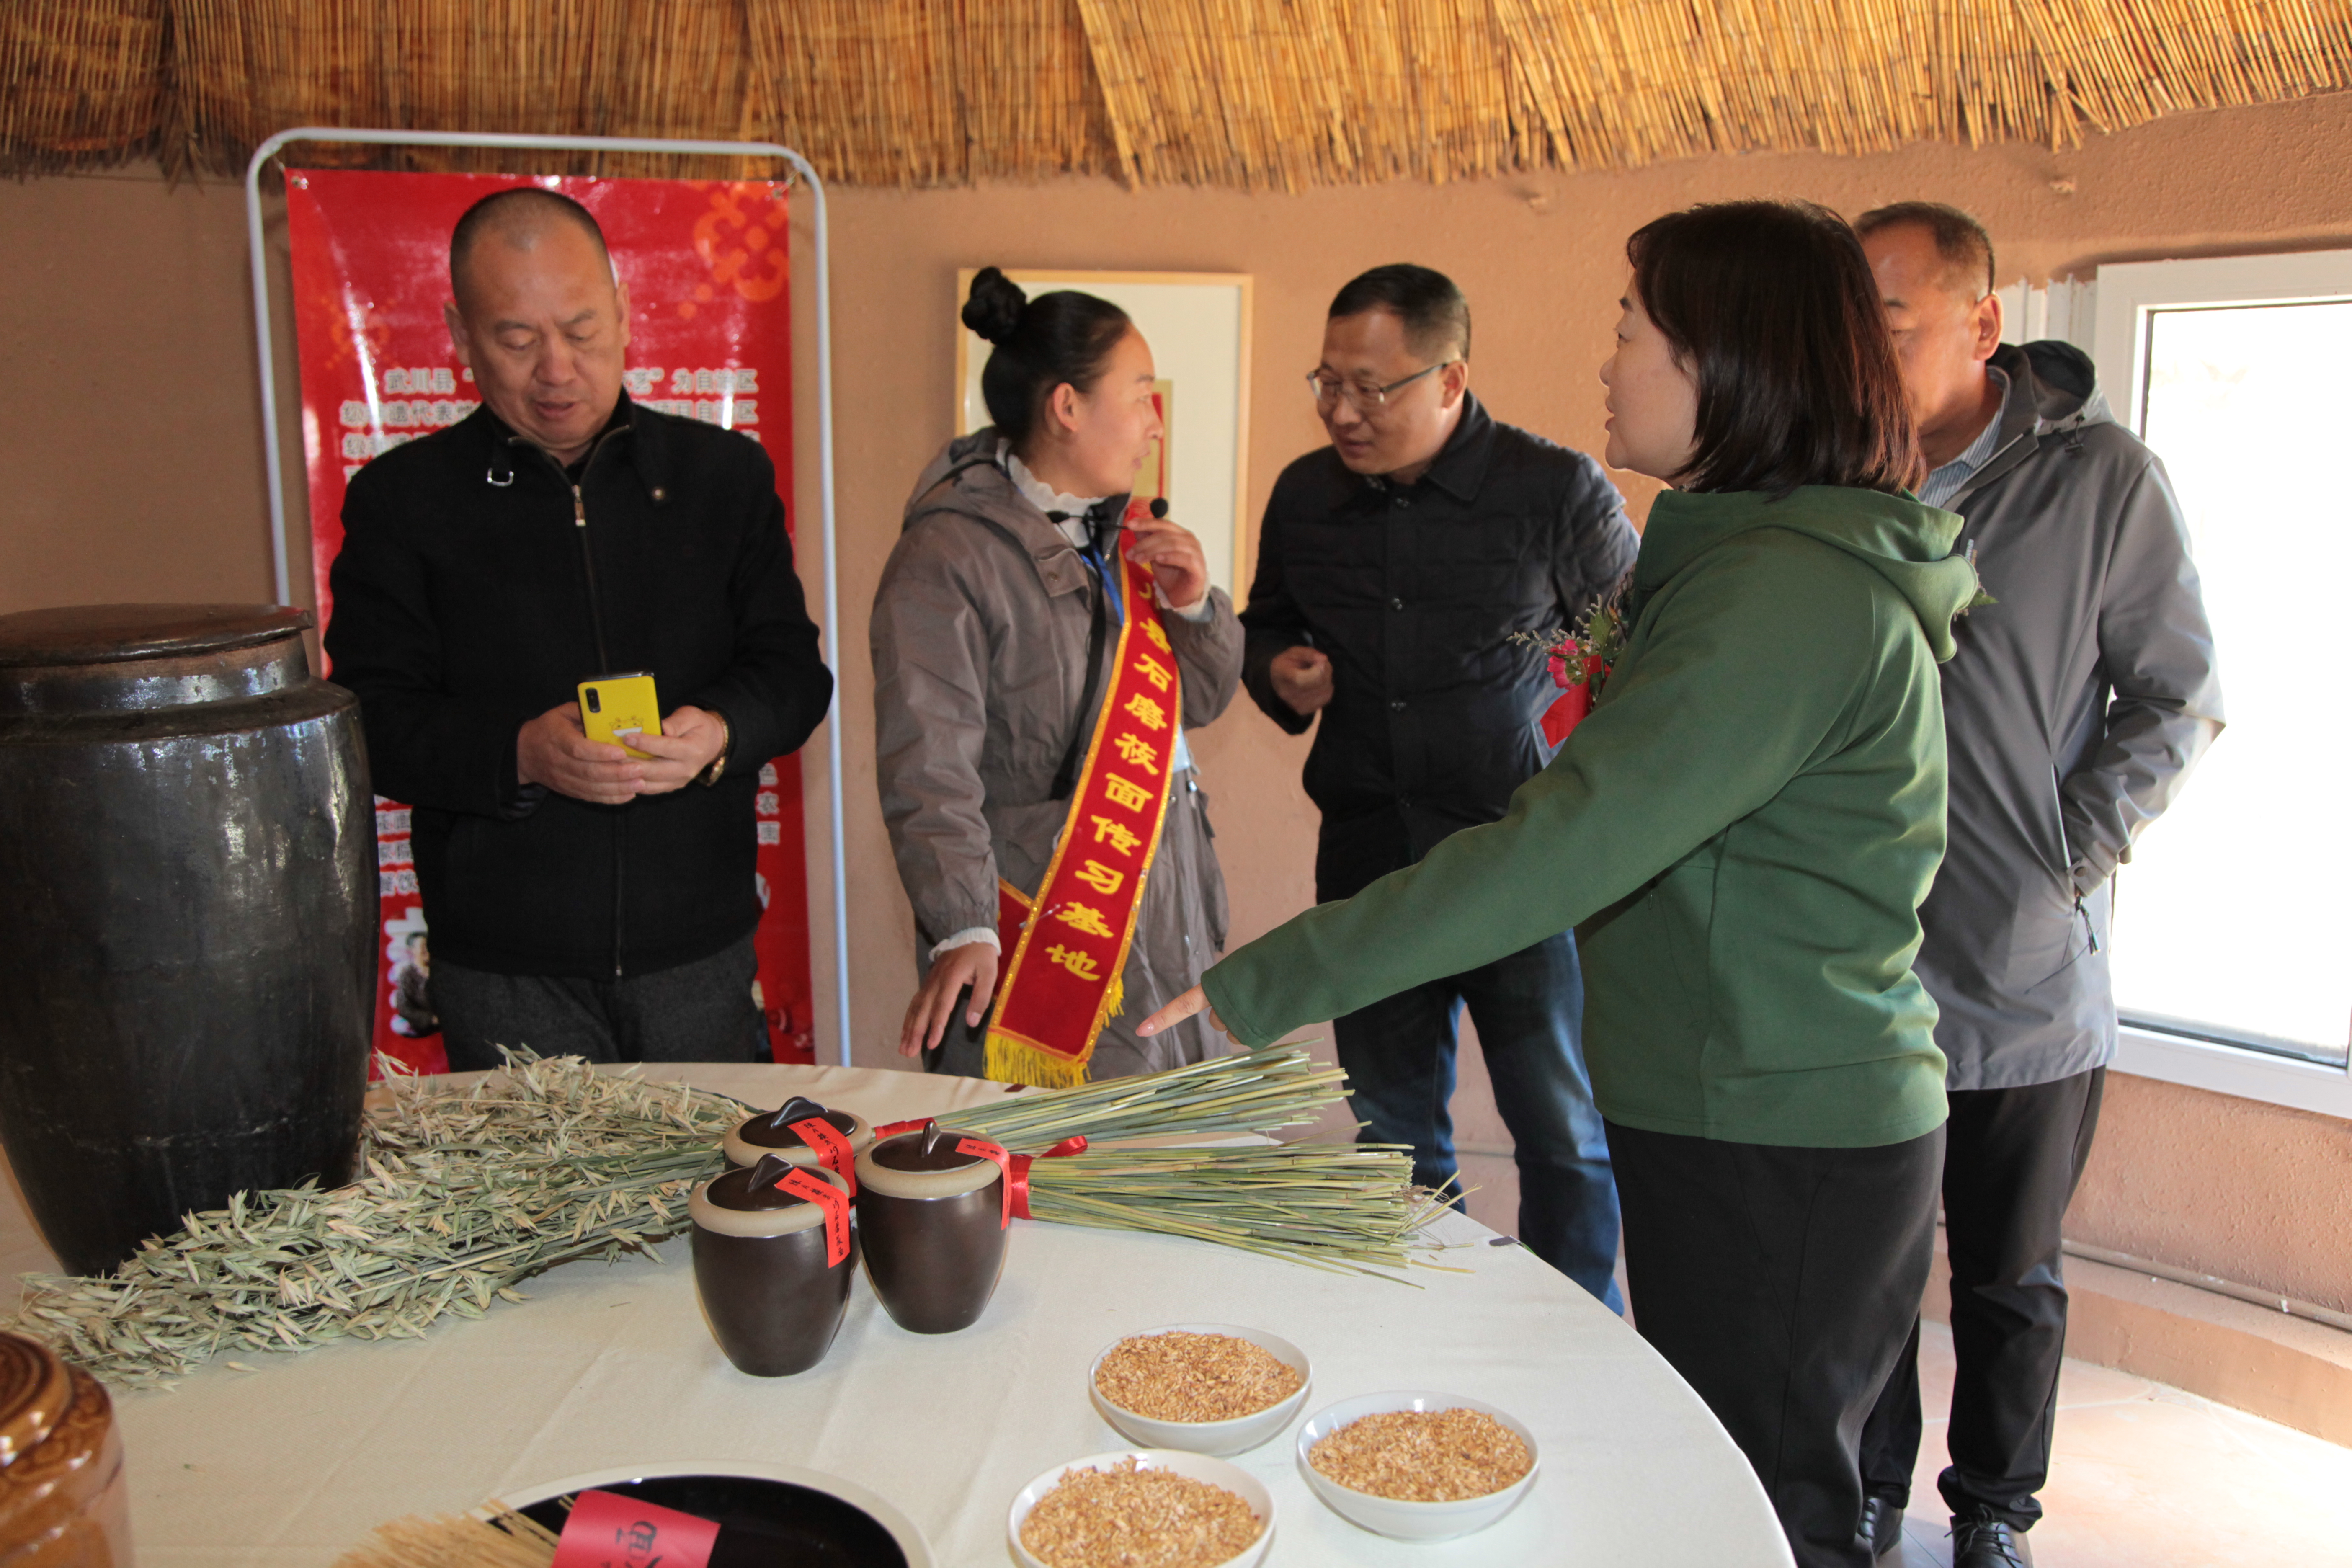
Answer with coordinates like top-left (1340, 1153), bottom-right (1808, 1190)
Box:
top-left (1918, 341), bottom-right (2224, 1090)
top-left (872, 431), bottom-right (1244, 1078)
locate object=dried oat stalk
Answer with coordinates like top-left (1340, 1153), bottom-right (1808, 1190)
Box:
top-left (954, 1043), bottom-right (1347, 1151)
top-left (1023, 1142), bottom-right (1453, 1280)
top-left (333, 1505), bottom-right (560, 1568)
top-left (7, 1053), bottom-right (737, 1387)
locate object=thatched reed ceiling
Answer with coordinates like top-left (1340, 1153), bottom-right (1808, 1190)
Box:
top-left (7, 0), bottom-right (2349, 187)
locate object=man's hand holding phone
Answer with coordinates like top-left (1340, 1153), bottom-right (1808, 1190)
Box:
top-left (517, 703), bottom-right (727, 803)
top-left (518, 704), bottom-right (642, 803)
top-left (616, 706), bottom-right (726, 794)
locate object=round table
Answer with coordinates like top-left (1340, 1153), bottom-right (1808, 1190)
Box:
top-left (0, 1062), bottom-right (1793, 1567)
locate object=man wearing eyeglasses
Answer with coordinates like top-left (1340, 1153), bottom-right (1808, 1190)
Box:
top-left (1240, 263), bottom-right (1638, 1305)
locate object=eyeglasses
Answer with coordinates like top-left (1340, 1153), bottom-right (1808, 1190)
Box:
top-left (1305, 361), bottom-right (1458, 413)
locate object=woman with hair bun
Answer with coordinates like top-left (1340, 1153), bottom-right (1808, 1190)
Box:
top-left (1144, 203), bottom-right (1980, 1568)
top-left (872, 268), bottom-right (1243, 1084)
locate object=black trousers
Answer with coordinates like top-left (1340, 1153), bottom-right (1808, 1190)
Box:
top-left (432, 933), bottom-right (770, 1071)
top-left (1860, 1067), bottom-right (2106, 1530)
top-left (1609, 1119), bottom-right (1945, 1568)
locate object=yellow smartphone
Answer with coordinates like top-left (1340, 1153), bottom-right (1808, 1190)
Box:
top-left (578, 672), bottom-right (662, 760)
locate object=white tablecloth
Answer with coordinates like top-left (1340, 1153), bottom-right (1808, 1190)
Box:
top-left (3, 1063), bottom-right (1792, 1567)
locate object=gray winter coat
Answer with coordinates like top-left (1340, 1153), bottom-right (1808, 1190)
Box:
top-left (872, 431), bottom-right (1244, 1078)
top-left (1917, 341), bottom-right (2224, 1091)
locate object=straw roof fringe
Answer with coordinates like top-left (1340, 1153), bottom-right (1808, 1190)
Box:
top-left (5, 0), bottom-right (2349, 185)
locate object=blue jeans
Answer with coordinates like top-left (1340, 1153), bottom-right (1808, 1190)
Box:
top-left (1331, 929), bottom-right (1622, 1309)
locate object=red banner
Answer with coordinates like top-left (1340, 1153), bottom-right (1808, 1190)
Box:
top-left (284, 170), bottom-right (815, 1073)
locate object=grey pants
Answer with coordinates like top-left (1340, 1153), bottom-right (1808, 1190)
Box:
top-left (432, 934), bottom-right (769, 1072)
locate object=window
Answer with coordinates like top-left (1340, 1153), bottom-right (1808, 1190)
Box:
top-left (2092, 253), bottom-right (2352, 1106)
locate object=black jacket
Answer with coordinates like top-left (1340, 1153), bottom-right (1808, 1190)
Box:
top-left (1241, 394), bottom-right (1637, 900)
top-left (326, 396), bottom-right (833, 980)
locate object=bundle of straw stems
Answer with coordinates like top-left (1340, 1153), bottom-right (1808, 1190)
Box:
top-left (333, 1507), bottom-right (559, 1568)
top-left (953, 1042), bottom-right (1346, 1151)
top-left (9, 1053), bottom-right (740, 1387)
top-left (1021, 1141), bottom-right (1451, 1279)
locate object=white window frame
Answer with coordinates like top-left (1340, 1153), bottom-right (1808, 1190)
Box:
top-left (2092, 250), bottom-right (2352, 1119)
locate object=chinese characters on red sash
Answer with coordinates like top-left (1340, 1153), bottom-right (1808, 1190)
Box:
top-left (983, 526), bottom-right (1181, 1087)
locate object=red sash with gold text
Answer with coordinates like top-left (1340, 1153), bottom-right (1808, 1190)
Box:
top-left (983, 527), bottom-right (1181, 1086)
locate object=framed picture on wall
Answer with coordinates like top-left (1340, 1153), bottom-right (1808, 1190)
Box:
top-left (955, 269), bottom-right (1253, 597)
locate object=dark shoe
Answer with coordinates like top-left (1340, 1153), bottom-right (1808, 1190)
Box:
top-left (1858, 1495), bottom-right (1905, 1558)
top-left (1950, 1509), bottom-right (2033, 1568)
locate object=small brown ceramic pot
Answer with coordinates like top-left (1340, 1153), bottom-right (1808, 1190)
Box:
top-left (853, 1128), bottom-right (1008, 1335)
top-left (723, 1096), bottom-right (874, 1173)
top-left (690, 1157), bottom-right (857, 1377)
top-left (0, 1331), bottom-right (130, 1567)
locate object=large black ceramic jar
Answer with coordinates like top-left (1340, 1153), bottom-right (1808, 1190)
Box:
top-left (853, 1127), bottom-right (1009, 1335)
top-left (0, 605), bottom-right (374, 1276)
top-left (691, 1154), bottom-right (858, 1376)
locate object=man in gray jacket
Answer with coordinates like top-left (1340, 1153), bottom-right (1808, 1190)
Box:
top-left (1853, 204), bottom-right (2224, 1568)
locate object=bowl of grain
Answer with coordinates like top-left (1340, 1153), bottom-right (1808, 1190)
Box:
top-left (1008, 1449), bottom-right (1273, 1568)
top-left (1295, 1391), bottom-right (1539, 1541)
top-left (1087, 1324), bottom-right (1311, 1457)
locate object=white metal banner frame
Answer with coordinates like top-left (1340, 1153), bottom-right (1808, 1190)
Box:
top-left (242, 127), bottom-right (853, 1067)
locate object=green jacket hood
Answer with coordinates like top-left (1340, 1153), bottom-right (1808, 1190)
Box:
top-left (1638, 486), bottom-right (1978, 660)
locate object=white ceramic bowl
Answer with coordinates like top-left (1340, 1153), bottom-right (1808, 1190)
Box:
top-left (1086, 1323), bottom-right (1312, 1457)
top-left (1294, 1390), bottom-right (1540, 1541)
top-left (1008, 1449), bottom-right (1273, 1568)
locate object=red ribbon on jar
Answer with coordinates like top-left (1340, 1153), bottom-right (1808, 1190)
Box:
top-left (1007, 1135), bottom-right (1087, 1221)
top-left (872, 1117), bottom-right (934, 1140)
top-left (772, 1166), bottom-right (851, 1266)
top-left (787, 1115), bottom-right (856, 1196)
top-left (954, 1137), bottom-right (1014, 1228)
top-left (550, 1488), bottom-right (720, 1568)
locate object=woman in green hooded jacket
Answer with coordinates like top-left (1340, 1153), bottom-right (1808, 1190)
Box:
top-left (1142, 202), bottom-right (1978, 1568)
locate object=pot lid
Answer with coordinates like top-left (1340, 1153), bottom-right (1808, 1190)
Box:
top-left (0, 604), bottom-right (313, 668)
top-left (0, 1333), bottom-right (72, 1468)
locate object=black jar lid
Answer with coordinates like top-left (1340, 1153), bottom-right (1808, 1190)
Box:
top-left (856, 1126), bottom-right (1003, 1201)
top-left (691, 1154), bottom-right (848, 1238)
top-left (707, 1153), bottom-right (832, 1212)
top-left (871, 1128), bottom-right (992, 1174)
top-left (0, 605), bottom-right (312, 668)
top-left (736, 1100), bottom-right (859, 1149)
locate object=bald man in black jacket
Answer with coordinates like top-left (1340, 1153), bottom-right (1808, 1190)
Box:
top-left (327, 188), bottom-right (831, 1069)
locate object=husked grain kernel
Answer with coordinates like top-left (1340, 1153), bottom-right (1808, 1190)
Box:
top-left (1308, 1407), bottom-right (1533, 1501)
top-left (1093, 1331), bottom-right (1303, 1423)
top-left (1019, 1459), bottom-right (1263, 1568)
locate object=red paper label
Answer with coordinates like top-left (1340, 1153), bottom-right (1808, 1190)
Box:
top-left (873, 1117), bottom-right (934, 1140)
top-left (550, 1488), bottom-right (719, 1568)
top-left (788, 1116), bottom-right (856, 1196)
top-left (955, 1137), bottom-right (1013, 1229)
top-left (774, 1166), bottom-right (851, 1266)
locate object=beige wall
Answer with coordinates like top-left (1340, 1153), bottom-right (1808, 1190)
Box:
top-left (5, 92), bottom-right (2349, 1308)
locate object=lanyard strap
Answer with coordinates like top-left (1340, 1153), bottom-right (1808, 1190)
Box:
top-left (1049, 536), bottom-right (1117, 802)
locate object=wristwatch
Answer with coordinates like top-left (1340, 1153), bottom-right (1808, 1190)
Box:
top-left (697, 709), bottom-right (733, 787)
